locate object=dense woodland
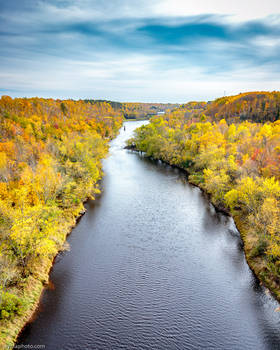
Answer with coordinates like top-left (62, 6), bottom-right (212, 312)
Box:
top-left (205, 91), bottom-right (280, 122)
top-left (85, 100), bottom-right (179, 119)
top-left (0, 96), bottom-right (122, 345)
top-left (1, 91), bottom-right (280, 346)
top-left (173, 91), bottom-right (280, 123)
top-left (128, 92), bottom-right (280, 300)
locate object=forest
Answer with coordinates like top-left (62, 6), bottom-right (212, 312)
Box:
top-left (1, 91), bottom-right (280, 347)
top-left (85, 100), bottom-right (179, 119)
top-left (128, 92), bottom-right (280, 301)
top-left (0, 96), bottom-right (122, 346)
top-left (205, 91), bottom-right (280, 122)
top-left (174, 91), bottom-right (280, 123)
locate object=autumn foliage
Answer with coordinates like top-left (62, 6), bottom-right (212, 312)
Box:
top-left (129, 97), bottom-right (280, 300)
top-left (206, 91), bottom-right (280, 122)
top-left (0, 96), bottom-right (122, 344)
top-left (85, 100), bottom-right (179, 119)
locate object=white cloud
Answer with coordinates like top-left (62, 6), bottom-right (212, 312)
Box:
top-left (252, 36), bottom-right (280, 48)
top-left (152, 0), bottom-right (280, 22)
top-left (8, 0), bottom-right (279, 26)
top-left (1, 0), bottom-right (280, 101)
top-left (1, 52), bottom-right (280, 102)
top-left (36, 0), bottom-right (157, 23)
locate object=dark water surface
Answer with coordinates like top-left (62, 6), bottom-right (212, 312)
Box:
top-left (19, 121), bottom-right (280, 349)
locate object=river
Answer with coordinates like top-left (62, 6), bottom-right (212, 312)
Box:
top-left (18, 121), bottom-right (280, 349)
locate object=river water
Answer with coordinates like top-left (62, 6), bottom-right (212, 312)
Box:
top-left (19, 121), bottom-right (280, 349)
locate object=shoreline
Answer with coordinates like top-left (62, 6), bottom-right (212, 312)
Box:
top-left (126, 146), bottom-right (280, 305)
top-left (3, 139), bottom-right (279, 347)
top-left (1, 137), bottom-right (116, 348)
top-left (0, 97), bottom-right (124, 349)
top-left (1, 205), bottom-right (88, 349)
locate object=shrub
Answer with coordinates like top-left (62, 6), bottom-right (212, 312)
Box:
top-left (250, 239), bottom-right (268, 259)
top-left (0, 292), bottom-right (24, 320)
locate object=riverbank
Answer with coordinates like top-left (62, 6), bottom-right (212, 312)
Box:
top-left (125, 145), bottom-right (231, 216)
top-left (126, 143), bottom-right (280, 305)
top-left (1, 129), bottom-right (122, 348)
top-left (1, 196), bottom-right (96, 348)
top-left (124, 118), bottom-right (150, 122)
top-left (0, 97), bottom-right (123, 348)
top-left (17, 120), bottom-right (280, 349)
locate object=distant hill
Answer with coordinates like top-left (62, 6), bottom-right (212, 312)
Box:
top-left (205, 91), bottom-right (280, 123)
top-left (161, 92), bottom-right (280, 124)
top-left (85, 92), bottom-right (280, 123)
top-left (84, 100), bottom-right (179, 119)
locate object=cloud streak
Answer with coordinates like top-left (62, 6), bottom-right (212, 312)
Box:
top-left (0, 0), bottom-right (280, 101)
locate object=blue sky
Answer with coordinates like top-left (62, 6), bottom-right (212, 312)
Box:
top-left (0, 0), bottom-right (280, 102)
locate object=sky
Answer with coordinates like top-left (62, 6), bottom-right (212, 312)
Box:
top-left (0, 0), bottom-right (280, 102)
